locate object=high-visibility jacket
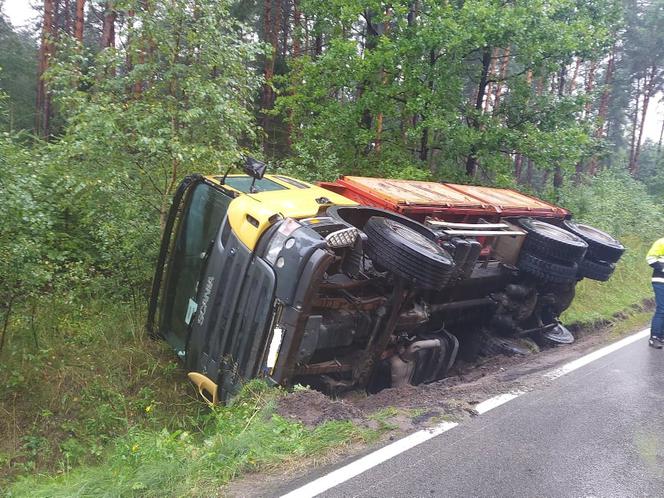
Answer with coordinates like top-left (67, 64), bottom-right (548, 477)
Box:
top-left (646, 237), bottom-right (664, 283)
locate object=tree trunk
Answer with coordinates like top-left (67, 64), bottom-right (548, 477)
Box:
top-left (554, 63), bottom-right (567, 189)
top-left (514, 154), bottom-right (523, 182)
top-left (126, 8), bottom-right (135, 91)
top-left (492, 47), bottom-right (511, 112)
top-left (292, 0), bottom-right (301, 56)
top-left (374, 8), bottom-right (392, 154)
top-left (36, 0), bottom-right (55, 138)
top-left (0, 297), bottom-right (15, 354)
top-left (631, 65), bottom-right (658, 176)
top-left (404, 1), bottom-right (419, 149)
top-left (583, 61), bottom-right (597, 117)
top-left (132, 0), bottom-right (151, 96)
top-left (261, 0), bottom-right (281, 147)
top-left (628, 78), bottom-right (641, 174)
top-left (526, 158), bottom-right (534, 187)
top-left (63, 0), bottom-right (72, 34)
top-left (101, 1), bottom-right (116, 48)
top-left (588, 44), bottom-right (616, 175)
top-left (658, 118), bottom-right (664, 156)
top-left (567, 57), bottom-right (581, 94)
top-left (74, 0), bottom-right (85, 41)
top-left (286, 0), bottom-right (301, 148)
top-left (483, 48), bottom-right (499, 112)
top-left (465, 47), bottom-right (492, 177)
top-left (270, 0), bottom-right (283, 148)
top-left (419, 49), bottom-right (436, 162)
top-left (314, 31), bottom-right (322, 56)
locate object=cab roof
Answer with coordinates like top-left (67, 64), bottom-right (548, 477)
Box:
top-left (205, 174), bottom-right (356, 250)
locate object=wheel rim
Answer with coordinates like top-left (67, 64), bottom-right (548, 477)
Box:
top-left (379, 218), bottom-right (454, 267)
top-left (384, 218), bottom-right (443, 253)
top-left (527, 220), bottom-right (585, 246)
top-left (570, 222), bottom-right (620, 246)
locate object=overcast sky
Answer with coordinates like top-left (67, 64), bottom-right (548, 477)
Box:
top-left (3, 1), bottom-right (36, 29)
top-left (1, 0), bottom-right (662, 141)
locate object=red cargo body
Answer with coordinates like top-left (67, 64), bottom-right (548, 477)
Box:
top-left (319, 176), bottom-right (569, 224)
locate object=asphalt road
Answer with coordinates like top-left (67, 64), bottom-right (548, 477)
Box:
top-left (281, 334), bottom-right (664, 497)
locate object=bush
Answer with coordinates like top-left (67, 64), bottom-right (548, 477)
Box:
top-left (558, 168), bottom-right (664, 238)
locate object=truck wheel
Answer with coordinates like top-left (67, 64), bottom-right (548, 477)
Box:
top-left (518, 218), bottom-right (588, 263)
top-left (364, 216), bottom-right (454, 289)
top-left (578, 258), bottom-right (615, 282)
top-left (518, 251), bottom-right (578, 284)
top-left (563, 220), bottom-right (624, 263)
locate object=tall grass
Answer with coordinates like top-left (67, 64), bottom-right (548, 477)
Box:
top-left (1, 291), bottom-right (376, 497)
top-left (7, 381), bottom-right (375, 497)
top-left (564, 236), bottom-right (653, 324)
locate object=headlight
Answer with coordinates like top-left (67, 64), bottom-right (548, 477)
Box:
top-left (265, 218), bottom-right (301, 265)
top-left (265, 325), bottom-right (284, 374)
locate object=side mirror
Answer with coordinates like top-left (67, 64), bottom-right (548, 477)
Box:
top-left (243, 157), bottom-right (267, 180)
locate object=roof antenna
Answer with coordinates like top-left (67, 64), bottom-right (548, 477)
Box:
top-left (220, 165), bottom-right (233, 185)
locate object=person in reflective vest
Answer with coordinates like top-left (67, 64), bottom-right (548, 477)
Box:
top-left (646, 237), bottom-right (664, 349)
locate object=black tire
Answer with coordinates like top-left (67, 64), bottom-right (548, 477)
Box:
top-left (518, 251), bottom-right (578, 284)
top-left (562, 220), bottom-right (624, 263)
top-left (518, 218), bottom-right (588, 263)
top-left (578, 258), bottom-right (615, 282)
top-left (364, 217), bottom-right (454, 289)
top-left (480, 333), bottom-right (535, 356)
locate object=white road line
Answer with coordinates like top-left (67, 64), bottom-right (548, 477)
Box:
top-left (280, 421), bottom-right (458, 498)
top-left (544, 328), bottom-right (650, 380)
top-left (474, 390), bottom-right (526, 414)
top-left (281, 327), bottom-right (651, 498)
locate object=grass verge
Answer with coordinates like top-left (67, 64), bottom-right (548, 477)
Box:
top-left (563, 235), bottom-right (653, 325)
top-left (7, 381), bottom-right (376, 497)
top-left (0, 292), bottom-right (378, 497)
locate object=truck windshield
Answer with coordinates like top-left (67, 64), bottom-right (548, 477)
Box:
top-left (159, 183), bottom-right (231, 355)
top-left (220, 176), bottom-right (286, 193)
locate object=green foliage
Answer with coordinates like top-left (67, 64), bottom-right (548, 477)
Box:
top-left (48, 0), bottom-right (263, 228)
top-left (0, 14), bottom-right (37, 131)
top-left (0, 129), bottom-right (52, 333)
top-left (7, 378), bottom-right (375, 497)
top-left (276, 0), bottom-right (620, 181)
top-left (5, 0), bottom-right (268, 298)
top-left (558, 168), bottom-right (664, 238)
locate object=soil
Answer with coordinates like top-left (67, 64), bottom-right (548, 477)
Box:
top-left (276, 389), bottom-right (366, 427)
top-left (225, 302), bottom-right (653, 497)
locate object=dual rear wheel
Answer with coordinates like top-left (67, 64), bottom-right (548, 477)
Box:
top-left (517, 218), bottom-right (624, 283)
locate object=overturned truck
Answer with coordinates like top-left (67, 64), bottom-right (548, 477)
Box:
top-left (147, 161), bottom-right (624, 403)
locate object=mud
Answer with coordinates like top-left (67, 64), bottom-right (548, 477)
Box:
top-left (276, 389), bottom-right (365, 427)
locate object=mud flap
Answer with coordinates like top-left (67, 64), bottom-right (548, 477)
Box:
top-left (188, 372), bottom-right (219, 405)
